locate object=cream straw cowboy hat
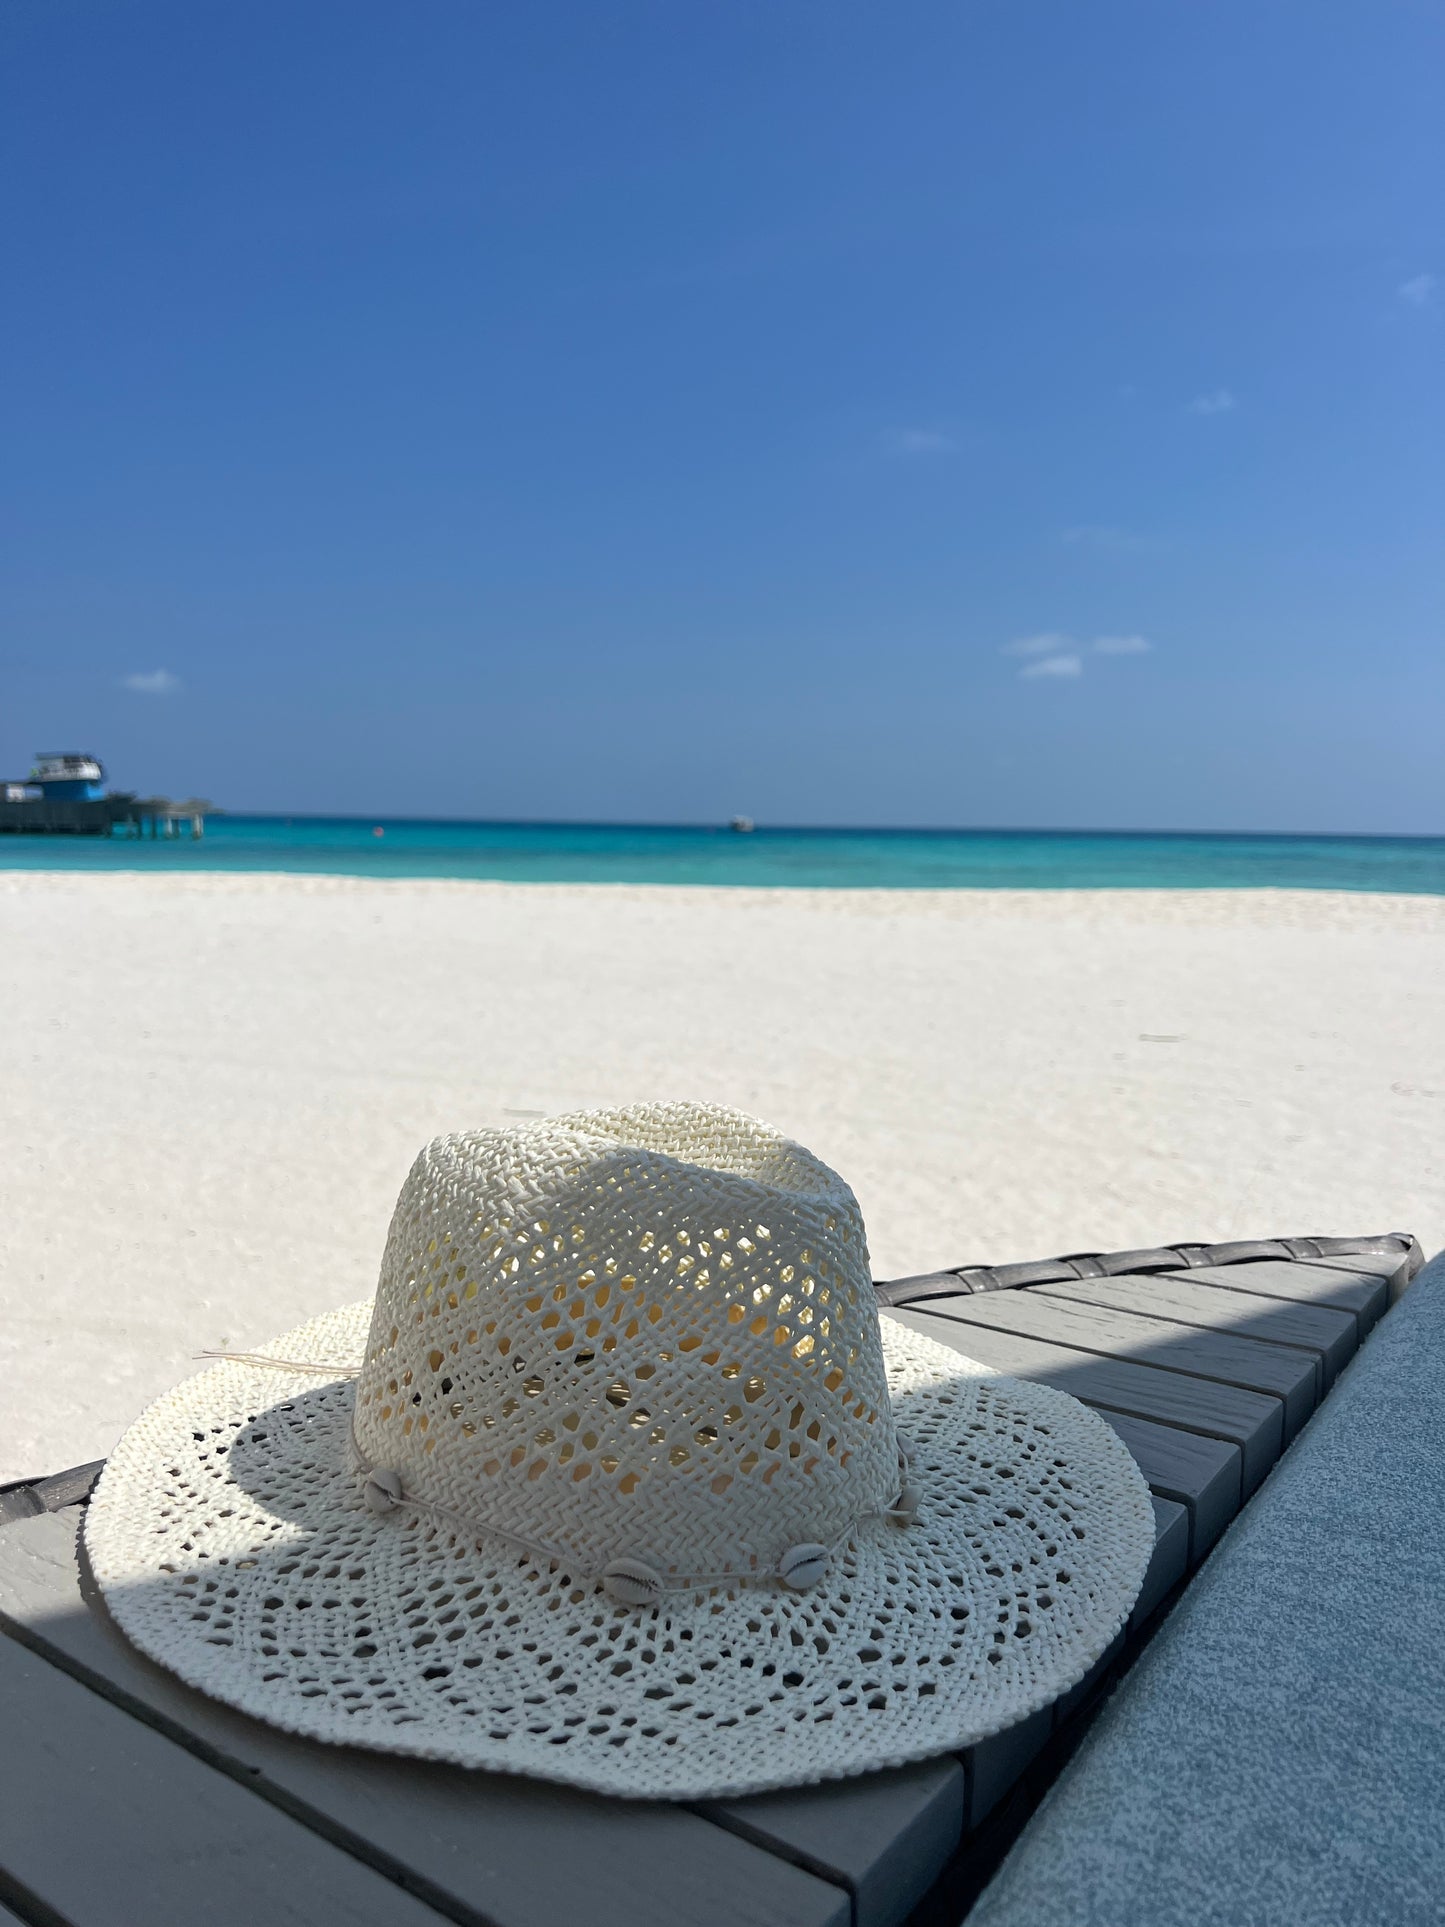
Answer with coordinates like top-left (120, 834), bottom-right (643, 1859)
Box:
top-left (87, 1103), bottom-right (1153, 1799)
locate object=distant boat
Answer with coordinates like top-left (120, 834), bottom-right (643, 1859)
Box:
top-left (729, 816), bottom-right (755, 833)
top-left (30, 751), bottom-right (106, 800)
top-left (0, 750), bottom-right (112, 834)
top-left (0, 750), bottom-right (218, 839)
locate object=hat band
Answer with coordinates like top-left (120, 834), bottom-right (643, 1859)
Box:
top-left (196, 1348), bottom-right (921, 1603)
top-left (347, 1409), bottom-right (921, 1600)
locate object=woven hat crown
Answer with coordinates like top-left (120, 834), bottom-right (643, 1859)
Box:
top-left (352, 1103), bottom-right (898, 1577)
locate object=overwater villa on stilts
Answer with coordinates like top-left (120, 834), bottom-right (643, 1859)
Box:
top-left (0, 753), bottom-right (213, 838)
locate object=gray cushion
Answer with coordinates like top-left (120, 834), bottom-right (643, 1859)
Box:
top-left (971, 1251), bottom-right (1445, 1927)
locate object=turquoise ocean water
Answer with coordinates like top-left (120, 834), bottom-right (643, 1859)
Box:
top-left (1, 817), bottom-right (1442, 891)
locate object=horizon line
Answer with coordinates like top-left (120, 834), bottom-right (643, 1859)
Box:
top-left (205, 813), bottom-right (1443, 843)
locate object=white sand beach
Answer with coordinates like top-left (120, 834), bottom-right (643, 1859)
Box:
top-left (1, 871), bottom-right (1440, 1484)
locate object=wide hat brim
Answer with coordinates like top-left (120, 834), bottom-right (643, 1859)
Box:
top-left (86, 1302), bottom-right (1155, 1800)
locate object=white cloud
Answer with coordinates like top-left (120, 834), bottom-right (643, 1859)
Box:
top-left (1093, 633), bottom-right (1153, 655)
top-left (1001, 630), bottom-right (1153, 679)
top-left (1020, 652), bottom-right (1083, 680)
top-left (1188, 387), bottom-right (1237, 416)
top-left (1002, 631), bottom-right (1074, 657)
top-left (887, 427), bottom-right (957, 456)
top-left (1399, 273), bottom-right (1436, 308)
top-left (122, 669), bottom-right (180, 695)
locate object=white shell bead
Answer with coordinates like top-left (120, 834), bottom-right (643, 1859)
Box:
top-left (363, 1467), bottom-right (404, 1515)
top-left (601, 1557), bottom-right (665, 1608)
top-left (777, 1543), bottom-right (830, 1591)
top-left (889, 1485), bottom-right (921, 1527)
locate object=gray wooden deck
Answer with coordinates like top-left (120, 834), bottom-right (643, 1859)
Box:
top-left (0, 1232), bottom-right (1421, 1927)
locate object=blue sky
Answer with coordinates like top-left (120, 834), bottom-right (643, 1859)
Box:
top-left (3, 1), bottom-right (1440, 830)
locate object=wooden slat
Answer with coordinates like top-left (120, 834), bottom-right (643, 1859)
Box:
top-left (703, 1757), bottom-right (964, 1927)
top-left (967, 1708), bottom-right (1052, 1829)
top-left (1137, 1496), bottom-right (1188, 1620)
top-left (0, 1630), bottom-right (450, 1927)
top-left (1033, 1273), bottom-right (1356, 1387)
top-left (1299, 1251), bottom-right (1411, 1306)
top-left (919, 1288), bottom-right (1316, 1440)
top-left (1174, 1260), bottom-right (1386, 1333)
top-left (1095, 1413), bottom-right (1237, 1560)
top-left (0, 1511), bottom-right (851, 1927)
top-left (896, 1312), bottom-right (1242, 1548)
top-left (1304, 1249), bottom-right (1412, 1282)
top-left (887, 1306), bottom-right (1282, 1497)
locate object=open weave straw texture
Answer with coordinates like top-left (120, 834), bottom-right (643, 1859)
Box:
top-left (87, 1103), bottom-right (1155, 1798)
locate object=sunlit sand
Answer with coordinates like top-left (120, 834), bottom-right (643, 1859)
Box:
top-left (1, 871), bottom-right (1439, 1481)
